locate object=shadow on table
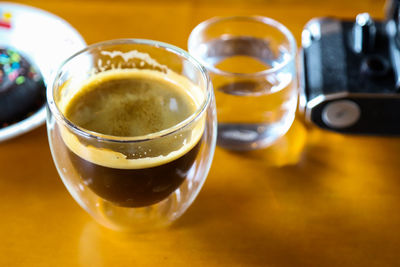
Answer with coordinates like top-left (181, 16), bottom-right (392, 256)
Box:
top-left (0, 126), bottom-right (90, 265)
top-left (172, 123), bottom-right (400, 266)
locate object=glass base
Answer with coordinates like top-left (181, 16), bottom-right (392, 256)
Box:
top-left (217, 112), bottom-right (296, 151)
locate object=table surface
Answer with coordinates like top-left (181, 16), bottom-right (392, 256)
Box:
top-left (2, 0), bottom-right (400, 266)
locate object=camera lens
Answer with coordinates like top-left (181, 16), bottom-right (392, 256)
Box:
top-left (361, 55), bottom-right (389, 76)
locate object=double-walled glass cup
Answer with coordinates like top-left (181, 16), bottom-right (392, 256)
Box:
top-left (46, 39), bottom-right (217, 231)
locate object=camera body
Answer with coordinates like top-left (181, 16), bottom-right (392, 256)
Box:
top-left (300, 2), bottom-right (400, 135)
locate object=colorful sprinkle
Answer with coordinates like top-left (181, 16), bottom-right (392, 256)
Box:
top-left (16, 76), bottom-right (25, 85)
top-left (8, 70), bottom-right (18, 81)
top-left (10, 53), bottom-right (20, 62)
top-left (0, 55), bottom-right (9, 64)
top-left (11, 62), bottom-right (19, 69)
top-left (3, 64), bottom-right (10, 74)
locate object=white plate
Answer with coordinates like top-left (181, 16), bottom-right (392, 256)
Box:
top-left (0, 2), bottom-right (86, 142)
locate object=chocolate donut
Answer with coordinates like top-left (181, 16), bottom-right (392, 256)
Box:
top-left (0, 48), bottom-right (46, 128)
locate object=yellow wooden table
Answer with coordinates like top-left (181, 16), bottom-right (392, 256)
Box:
top-left (2, 0), bottom-right (399, 266)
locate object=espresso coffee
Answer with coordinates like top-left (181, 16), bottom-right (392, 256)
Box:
top-left (65, 71), bottom-right (197, 137)
top-left (59, 69), bottom-right (204, 207)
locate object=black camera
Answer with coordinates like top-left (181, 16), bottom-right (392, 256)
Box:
top-left (300, 0), bottom-right (400, 135)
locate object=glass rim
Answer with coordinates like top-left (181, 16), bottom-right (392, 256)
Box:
top-left (47, 38), bottom-right (212, 143)
top-left (188, 15), bottom-right (297, 77)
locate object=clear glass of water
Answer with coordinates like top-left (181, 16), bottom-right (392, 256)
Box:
top-left (188, 16), bottom-right (297, 151)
